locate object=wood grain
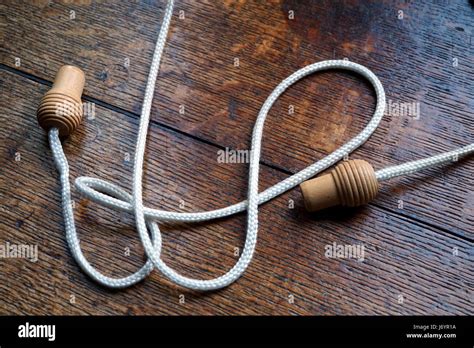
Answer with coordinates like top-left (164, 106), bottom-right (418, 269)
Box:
top-left (0, 0), bottom-right (472, 315)
top-left (1, 0), bottom-right (472, 238)
top-left (0, 70), bottom-right (472, 315)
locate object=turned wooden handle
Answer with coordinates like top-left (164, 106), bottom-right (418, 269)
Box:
top-left (300, 159), bottom-right (379, 212)
top-left (37, 65), bottom-right (85, 137)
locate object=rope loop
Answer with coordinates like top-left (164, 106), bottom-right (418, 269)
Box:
top-left (48, 0), bottom-right (473, 290)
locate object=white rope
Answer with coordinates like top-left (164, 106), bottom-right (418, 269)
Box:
top-left (375, 144), bottom-right (474, 181)
top-left (48, 0), bottom-right (473, 290)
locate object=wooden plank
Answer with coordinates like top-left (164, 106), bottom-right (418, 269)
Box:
top-left (1, 0), bottom-right (472, 238)
top-left (0, 70), bottom-right (471, 315)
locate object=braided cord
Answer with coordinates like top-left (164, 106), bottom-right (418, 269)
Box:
top-left (48, 0), bottom-right (473, 290)
top-left (375, 144), bottom-right (474, 181)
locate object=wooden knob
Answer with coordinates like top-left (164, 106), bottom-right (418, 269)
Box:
top-left (37, 65), bottom-right (85, 137)
top-left (300, 159), bottom-right (379, 212)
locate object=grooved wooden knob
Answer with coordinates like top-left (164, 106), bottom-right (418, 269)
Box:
top-left (37, 65), bottom-right (85, 137)
top-left (300, 159), bottom-right (379, 212)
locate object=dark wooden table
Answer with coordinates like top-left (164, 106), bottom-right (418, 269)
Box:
top-left (0, 0), bottom-right (472, 315)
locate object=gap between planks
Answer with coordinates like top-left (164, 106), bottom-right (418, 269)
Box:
top-left (1, 62), bottom-right (472, 245)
